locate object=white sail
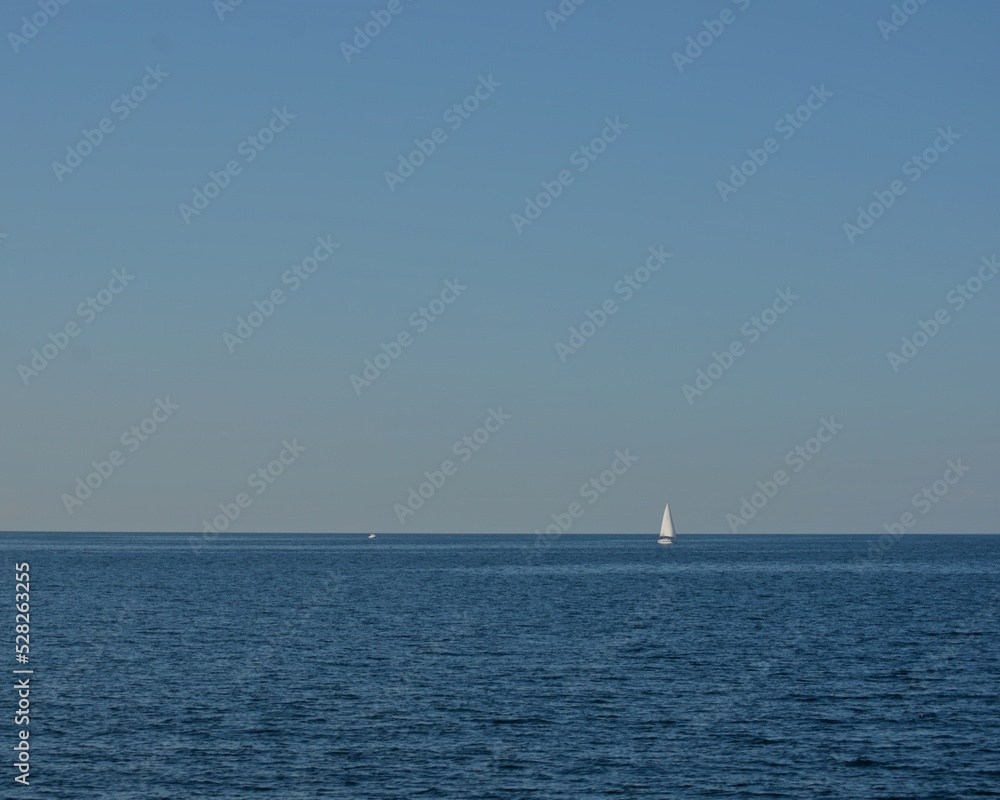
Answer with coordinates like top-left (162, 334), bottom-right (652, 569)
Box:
top-left (658, 503), bottom-right (675, 542)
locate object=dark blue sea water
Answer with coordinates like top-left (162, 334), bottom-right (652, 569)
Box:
top-left (2, 534), bottom-right (999, 799)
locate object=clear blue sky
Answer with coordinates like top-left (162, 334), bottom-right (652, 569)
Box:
top-left (2, 0), bottom-right (998, 533)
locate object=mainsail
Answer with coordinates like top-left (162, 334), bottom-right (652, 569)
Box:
top-left (658, 503), bottom-right (675, 542)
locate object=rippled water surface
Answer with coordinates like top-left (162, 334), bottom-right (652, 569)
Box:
top-left (3, 533), bottom-right (999, 799)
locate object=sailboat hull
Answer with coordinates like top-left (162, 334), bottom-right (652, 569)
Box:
top-left (657, 538), bottom-right (675, 545)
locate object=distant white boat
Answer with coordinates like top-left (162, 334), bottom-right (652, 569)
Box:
top-left (657, 503), bottom-right (676, 545)
top-left (368, 533), bottom-right (376, 540)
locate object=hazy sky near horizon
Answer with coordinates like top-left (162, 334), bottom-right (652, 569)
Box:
top-left (2, 0), bottom-right (998, 534)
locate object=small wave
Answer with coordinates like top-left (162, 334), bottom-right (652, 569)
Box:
top-left (841, 757), bottom-right (880, 767)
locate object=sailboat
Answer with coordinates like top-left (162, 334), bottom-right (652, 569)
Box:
top-left (368, 533), bottom-right (376, 540)
top-left (657, 503), bottom-right (676, 545)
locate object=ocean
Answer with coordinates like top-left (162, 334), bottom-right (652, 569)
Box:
top-left (2, 533), bottom-right (998, 799)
